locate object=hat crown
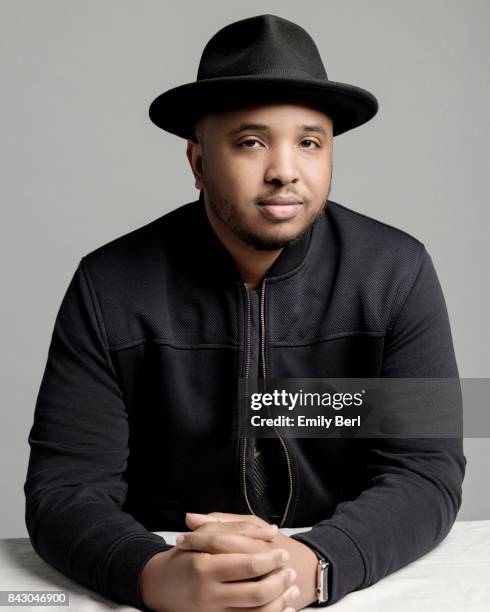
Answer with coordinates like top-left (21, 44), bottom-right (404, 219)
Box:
top-left (197, 14), bottom-right (328, 82)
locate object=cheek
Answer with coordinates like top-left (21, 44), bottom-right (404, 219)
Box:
top-left (218, 166), bottom-right (260, 201)
top-left (208, 157), bottom-right (245, 189)
top-left (303, 162), bottom-right (332, 192)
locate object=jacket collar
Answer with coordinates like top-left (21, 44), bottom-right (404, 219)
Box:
top-left (188, 190), bottom-right (316, 283)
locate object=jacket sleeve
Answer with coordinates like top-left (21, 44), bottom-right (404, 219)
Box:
top-left (290, 245), bottom-right (466, 606)
top-left (24, 258), bottom-right (173, 610)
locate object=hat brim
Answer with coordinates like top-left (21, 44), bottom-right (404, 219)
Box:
top-left (148, 75), bottom-right (378, 139)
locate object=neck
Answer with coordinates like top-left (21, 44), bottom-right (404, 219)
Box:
top-left (203, 197), bottom-right (282, 290)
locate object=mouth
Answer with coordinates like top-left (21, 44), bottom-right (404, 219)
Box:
top-left (257, 200), bottom-right (303, 220)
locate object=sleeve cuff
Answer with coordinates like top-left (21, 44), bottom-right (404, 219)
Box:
top-left (290, 524), bottom-right (366, 606)
top-left (102, 533), bottom-right (174, 610)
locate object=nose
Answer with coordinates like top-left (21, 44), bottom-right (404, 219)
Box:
top-left (264, 145), bottom-right (300, 186)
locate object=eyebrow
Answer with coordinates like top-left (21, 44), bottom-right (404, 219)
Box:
top-left (227, 123), bottom-right (328, 137)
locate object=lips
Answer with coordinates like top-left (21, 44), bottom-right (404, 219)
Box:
top-left (259, 198), bottom-right (302, 206)
top-left (257, 198), bottom-right (303, 220)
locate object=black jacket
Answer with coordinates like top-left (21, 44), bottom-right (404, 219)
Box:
top-left (24, 193), bottom-right (466, 609)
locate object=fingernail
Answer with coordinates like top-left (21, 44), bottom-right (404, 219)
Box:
top-left (288, 568), bottom-right (297, 583)
top-left (288, 586), bottom-right (300, 599)
top-left (281, 550), bottom-right (290, 561)
top-left (186, 512), bottom-right (206, 517)
top-left (175, 535), bottom-right (185, 546)
top-left (283, 608), bottom-right (296, 612)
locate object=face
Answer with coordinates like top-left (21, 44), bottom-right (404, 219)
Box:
top-left (187, 101), bottom-right (333, 251)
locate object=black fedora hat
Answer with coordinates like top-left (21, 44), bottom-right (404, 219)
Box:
top-left (149, 14), bottom-right (378, 139)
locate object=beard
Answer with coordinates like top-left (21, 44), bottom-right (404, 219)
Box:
top-left (203, 168), bottom-right (333, 252)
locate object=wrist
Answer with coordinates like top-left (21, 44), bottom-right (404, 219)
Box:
top-left (139, 549), bottom-right (173, 609)
top-left (285, 535), bottom-right (319, 608)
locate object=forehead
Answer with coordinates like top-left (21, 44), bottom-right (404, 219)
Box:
top-left (197, 101), bottom-right (333, 135)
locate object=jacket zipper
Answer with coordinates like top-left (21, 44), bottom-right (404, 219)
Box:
top-left (241, 282), bottom-right (254, 515)
top-left (259, 279), bottom-right (294, 528)
top-left (240, 279), bottom-right (294, 527)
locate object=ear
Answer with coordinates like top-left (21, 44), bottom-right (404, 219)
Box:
top-left (186, 140), bottom-right (205, 190)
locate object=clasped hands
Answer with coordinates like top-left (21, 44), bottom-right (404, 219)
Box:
top-left (140, 511), bottom-right (318, 611)
top-left (176, 511), bottom-right (317, 611)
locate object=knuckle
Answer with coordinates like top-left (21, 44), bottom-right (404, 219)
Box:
top-left (245, 555), bottom-right (259, 576)
top-left (190, 552), bottom-right (209, 577)
top-left (209, 533), bottom-right (224, 550)
top-left (239, 520), bottom-right (255, 534)
top-left (249, 583), bottom-right (267, 607)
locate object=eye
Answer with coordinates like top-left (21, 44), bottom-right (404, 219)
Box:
top-left (237, 138), bottom-right (321, 149)
top-left (300, 139), bottom-right (321, 149)
top-left (238, 139), bottom-right (263, 149)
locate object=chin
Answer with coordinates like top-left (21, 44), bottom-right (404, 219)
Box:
top-left (243, 230), bottom-right (305, 251)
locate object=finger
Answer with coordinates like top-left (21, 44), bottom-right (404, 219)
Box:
top-left (186, 514), bottom-right (277, 539)
top-left (216, 565), bottom-right (298, 608)
top-left (176, 531), bottom-right (269, 554)
top-left (207, 512), bottom-right (272, 528)
top-left (204, 548), bottom-right (291, 582)
top-left (191, 520), bottom-right (278, 542)
top-left (223, 586), bottom-right (301, 612)
top-left (185, 513), bottom-right (221, 530)
top-left (186, 512), bottom-right (272, 533)
top-left (271, 585), bottom-right (301, 611)
top-left (185, 513), bottom-right (268, 531)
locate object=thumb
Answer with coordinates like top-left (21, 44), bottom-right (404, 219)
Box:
top-left (185, 512), bottom-right (222, 529)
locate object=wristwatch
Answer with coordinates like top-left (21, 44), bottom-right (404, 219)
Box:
top-left (313, 550), bottom-right (330, 604)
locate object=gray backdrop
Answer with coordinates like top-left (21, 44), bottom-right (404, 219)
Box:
top-left (1, 0), bottom-right (489, 537)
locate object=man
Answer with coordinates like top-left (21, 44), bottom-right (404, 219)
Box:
top-left (24, 13), bottom-right (465, 612)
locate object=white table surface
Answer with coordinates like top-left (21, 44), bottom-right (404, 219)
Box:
top-left (1, 521), bottom-right (489, 611)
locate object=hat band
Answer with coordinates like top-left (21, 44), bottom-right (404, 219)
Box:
top-left (198, 67), bottom-right (325, 81)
